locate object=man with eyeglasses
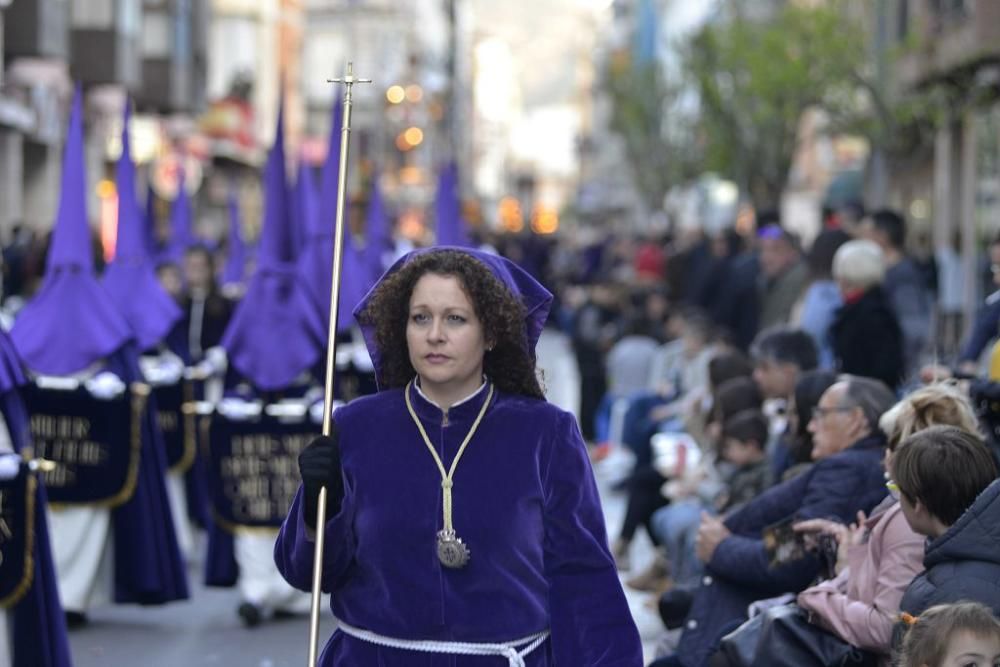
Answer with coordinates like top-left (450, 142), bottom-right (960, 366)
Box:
top-left (807, 380), bottom-right (888, 461)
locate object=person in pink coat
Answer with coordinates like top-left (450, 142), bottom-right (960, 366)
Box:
top-left (792, 383), bottom-right (980, 665)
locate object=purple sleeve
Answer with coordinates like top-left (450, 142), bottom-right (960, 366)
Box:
top-left (542, 411), bottom-right (643, 666)
top-left (273, 480), bottom-right (357, 594)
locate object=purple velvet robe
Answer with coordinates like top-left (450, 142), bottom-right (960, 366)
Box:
top-left (106, 346), bottom-right (190, 604)
top-left (275, 385), bottom-right (642, 666)
top-left (4, 389), bottom-right (74, 667)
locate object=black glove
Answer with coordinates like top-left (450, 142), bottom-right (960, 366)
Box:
top-left (298, 429), bottom-right (344, 529)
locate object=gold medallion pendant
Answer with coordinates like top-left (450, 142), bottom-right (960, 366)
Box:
top-left (437, 529), bottom-right (471, 569)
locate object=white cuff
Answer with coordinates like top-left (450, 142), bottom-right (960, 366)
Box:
top-left (84, 372), bottom-right (127, 400)
top-left (217, 398), bottom-right (262, 421)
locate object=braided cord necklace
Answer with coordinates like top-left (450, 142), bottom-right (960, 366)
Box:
top-left (404, 380), bottom-right (495, 568)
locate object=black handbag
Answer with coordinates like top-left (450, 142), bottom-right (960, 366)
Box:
top-left (715, 604), bottom-right (878, 667)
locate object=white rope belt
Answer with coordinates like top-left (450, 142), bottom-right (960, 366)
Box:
top-left (337, 619), bottom-right (550, 666)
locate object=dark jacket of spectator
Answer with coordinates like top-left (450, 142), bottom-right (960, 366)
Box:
top-left (677, 239), bottom-right (715, 306)
top-left (959, 290), bottom-right (1000, 365)
top-left (894, 478), bottom-right (1000, 647)
top-left (830, 288), bottom-right (904, 390)
top-left (967, 379), bottom-right (1000, 465)
top-left (882, 257), bottom-right (932, 374)
top-left (711, 253), bottom-right (760, 350)
top-left (718, 459), bottom-right (772, 513)
top-left (758, 261), bottom-right (809, 331)
top-left (675, 434), bottom-right (888, 667)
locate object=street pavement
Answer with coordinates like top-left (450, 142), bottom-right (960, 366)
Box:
top-left (596, 446), bottom-right (667, 663)
top-left (69, 451), bottom-right (663, 666)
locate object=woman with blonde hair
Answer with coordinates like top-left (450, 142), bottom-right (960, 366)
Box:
top-left (879, 382), bottom-right (980, 454)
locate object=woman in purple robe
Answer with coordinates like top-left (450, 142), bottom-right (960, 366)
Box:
top-left (275, 248), bottom-right (642, 665)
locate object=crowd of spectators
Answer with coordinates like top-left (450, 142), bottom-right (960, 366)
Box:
top-left (544, 206), bottom-right (1000, 667)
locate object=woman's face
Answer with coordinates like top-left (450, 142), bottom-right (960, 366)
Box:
top-left (184, 251), bottom-right (213, 292)
top-left (157, 265), bottom-right (183, 301)
top-left (406, 273), bottom-right (488, 402)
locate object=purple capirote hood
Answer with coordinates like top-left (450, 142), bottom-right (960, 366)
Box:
top-left (102, 98), bottom-right (182, 351)
top-left (11, 86), bottom-right (134, 375)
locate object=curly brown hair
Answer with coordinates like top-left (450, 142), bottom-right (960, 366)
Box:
top-left (358, 250), bottom-right (544, 399)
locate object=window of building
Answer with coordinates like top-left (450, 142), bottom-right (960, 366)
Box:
top-left (142, 9), bottom-right (170, 57)
top-left (930, 0), bottom-right (972, 30)
top-left (72, 0), bottom-right (115, 28)
top-left (207, 16), bottom-right (257, 101)
top-left (119, 0), bottom-right (141, 36)
top-left (174, 0), bottom-right (191, 60)
top-left (896, 0), bottom-right (910, 41)
top-left (975, 105), bottom-right (1000, 243)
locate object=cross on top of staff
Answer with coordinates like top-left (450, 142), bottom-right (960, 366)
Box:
top-left (327, 61), bottom-right (372, 87)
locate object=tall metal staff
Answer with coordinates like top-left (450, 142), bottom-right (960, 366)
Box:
top-left (308, 61), bottom-right (370, 667)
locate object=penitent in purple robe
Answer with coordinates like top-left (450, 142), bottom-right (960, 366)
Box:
top-left (275, 384), bottom-right (643, 666)
top-left (2, 377), bottom-right (74, 667)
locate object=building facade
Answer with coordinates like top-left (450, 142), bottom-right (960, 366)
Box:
top-left (0, 0), bottom-right (210, 241)
top-left (892, 0), bottom-right (1000, 327)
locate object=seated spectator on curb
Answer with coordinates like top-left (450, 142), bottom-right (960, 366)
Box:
top-left (749, 326), bottom-right (819, 478)
top-left (667, 349), bottom-right (755, 458)
top-left (620, 310), bottom-right (717, 466)
top-left (714, 411), bottom-right (772, 514)
top-left (593, 316), bottom-right (661, 444)
top-left (618, 376), bottom-right (761, 582)
top-left (654, 375), bottom-right (896, 667)
top-left (897, 602), bottom-right (1000, 667)
top-left (697, 383), bottom-right (980, 667)
top-left (891, 426), bottom-right (1000, 652)
top-left (644, 410), bottom-right (771, 594)
top-left (751, 327), bottom-right (819, 402)
top-left (777, 370), bottom-right (839, 480)
top-left (792, 384), bottom-right (978, 666)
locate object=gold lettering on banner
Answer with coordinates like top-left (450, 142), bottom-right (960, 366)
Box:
top-left (28, 383), bottom-right (148, 508)
top-left (29, 415), bottom-right (91, 440)
top-left (157, 411), bottom-right (179, 433)
top-left (29, 413), bottom-right (108, 489)
top-left (218, 431), bottom-right (311, 525)
top-left (0, 489), bottom-right (13, 542)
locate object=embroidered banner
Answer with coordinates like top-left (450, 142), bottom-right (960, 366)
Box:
top-left (23, 383), bottom-right (148, 507)
top-left (205, 413), bottom-right (314, 529)
top-left (152, 381), bottom-right (197, 473)
top-left (0, 465), bottom-right (35, 608)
